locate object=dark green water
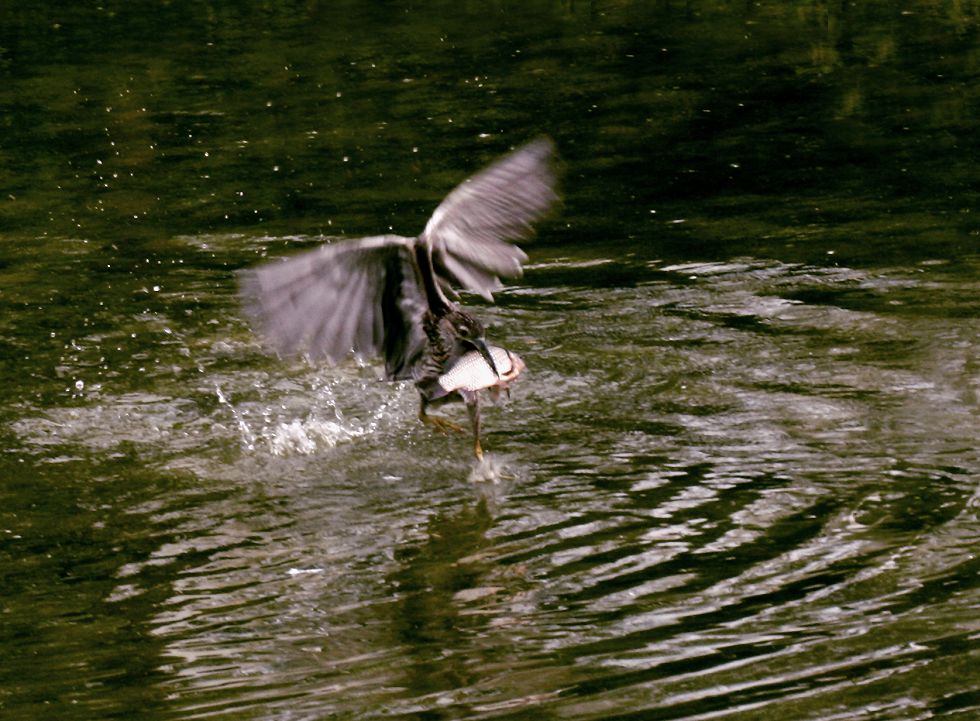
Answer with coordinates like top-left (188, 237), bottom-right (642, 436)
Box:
top-left (2, 2), bottom-right (978, 720)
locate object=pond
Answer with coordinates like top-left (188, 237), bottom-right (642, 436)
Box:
top-left (1, 2), bottom-right (978, 720)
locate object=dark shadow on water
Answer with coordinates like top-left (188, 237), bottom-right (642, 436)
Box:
top-left (388, 497), bottom-right (496, 699)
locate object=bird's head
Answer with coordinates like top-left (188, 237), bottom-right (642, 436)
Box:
top-left (455, 316), bottom-right (499, 379)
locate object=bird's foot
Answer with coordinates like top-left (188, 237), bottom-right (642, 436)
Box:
top-left (419, 411), bottom-right (465, 435)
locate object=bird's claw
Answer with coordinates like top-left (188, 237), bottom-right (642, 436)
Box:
top-left (420, 413), bottom-right (465, 435)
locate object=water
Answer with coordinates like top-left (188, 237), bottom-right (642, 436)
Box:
top-left (2, 3), bottom-right (979, 720)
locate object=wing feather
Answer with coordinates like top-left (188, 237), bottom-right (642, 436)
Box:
top-left (239, 139), bottom-right (559, 378)
top-left (239, 235), bottom-right (425, 374)
top-left (423, 137), bottom-right (558, 299)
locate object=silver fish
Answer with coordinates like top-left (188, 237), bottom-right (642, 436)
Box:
top-left (437, 345), bottom-right (525, 395)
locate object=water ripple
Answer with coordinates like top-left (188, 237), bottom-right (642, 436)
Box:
top-left (4, 253), bottom-right (978, 720)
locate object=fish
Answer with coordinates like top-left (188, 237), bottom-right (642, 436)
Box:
top-left (436, 345), bottom-right (526, 399)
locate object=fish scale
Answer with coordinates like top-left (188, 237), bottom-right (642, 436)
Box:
top-left (438, 346), bottom-right (525, 394)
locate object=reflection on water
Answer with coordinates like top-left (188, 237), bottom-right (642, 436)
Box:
top-left (6, 250), bottom-right (979, 719)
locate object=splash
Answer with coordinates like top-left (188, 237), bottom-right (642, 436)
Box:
top-left (213, 381), bottom-right (383, 457)
top-left (212, 371), bottom-right (411, 457)
top-left (214, 383), bottom-right (257, 450)
top-left (468, 454), bottom-right (516, 484)
top-left (266, 416), bottom-right (368, 456)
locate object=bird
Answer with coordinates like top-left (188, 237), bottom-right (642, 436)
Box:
top-left (239, 138), bottom-right (558, 459)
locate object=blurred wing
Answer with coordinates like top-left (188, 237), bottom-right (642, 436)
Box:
top-left (239, 235), bottom-right (427, 379)
top-left (423, 137), bottom-right (558, 299)
top-left (239, 140), bottom-right (558, 374)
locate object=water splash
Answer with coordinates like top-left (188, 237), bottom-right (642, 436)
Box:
top-left (214, 383), bottom-right (257, 451)
top-left (468, 453), bottom-right (518, 484)
top-left (265, 416), bottom-right (368, 456)
top-left (213, 380), bottom-right (388, 457)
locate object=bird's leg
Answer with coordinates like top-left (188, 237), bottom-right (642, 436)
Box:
top-left (418, 397), bottom-right (464, 435)
top-left (465, 391), bottom-right (483, 460)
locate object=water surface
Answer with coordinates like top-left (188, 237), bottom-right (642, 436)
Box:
top-left (1, 3), bottom-right (978, 720)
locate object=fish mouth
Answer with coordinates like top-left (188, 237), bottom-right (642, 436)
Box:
top-left (472, 338), bottom-right (499, 379)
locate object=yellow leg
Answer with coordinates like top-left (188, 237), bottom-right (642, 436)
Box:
top-left (467, 394), bottom-right (484, 460)
top-left (419, 400), bottom-right (465, 435)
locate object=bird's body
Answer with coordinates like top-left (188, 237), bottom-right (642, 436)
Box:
top-left (240, 139), bottom-right (557, 459)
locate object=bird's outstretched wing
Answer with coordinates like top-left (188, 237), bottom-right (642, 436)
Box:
top-left (239, 138), bottom-right (559, 375)
top-left (424, 137), bottom-right (558, 299)
top-left (239, 234), bottom-right (427, 379)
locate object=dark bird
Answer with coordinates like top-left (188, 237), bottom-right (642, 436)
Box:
top-left (240, 138), bottom-right (558, 459)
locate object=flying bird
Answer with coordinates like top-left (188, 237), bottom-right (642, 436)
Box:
top-left (240, 138), bottom-right (558, 459)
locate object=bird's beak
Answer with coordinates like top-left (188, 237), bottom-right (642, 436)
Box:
top-left (473, 338), bottom-right (499, 378)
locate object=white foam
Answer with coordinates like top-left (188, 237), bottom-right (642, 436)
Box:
top-left (266, 417), bottom-right (368, 456)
